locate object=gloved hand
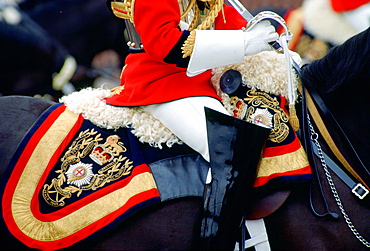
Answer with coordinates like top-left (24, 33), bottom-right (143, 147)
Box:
top-left (186, 21), bottom-right (278, 76)
top-left (243, 20), bottom-right (279, 56)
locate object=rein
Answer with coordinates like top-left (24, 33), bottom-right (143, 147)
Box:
top-left (302, 86), bottom-right (370, 189)
top-left (300, 81), bottom-right (370, 202)
top-left (299, 82), bottom-right (370, 248)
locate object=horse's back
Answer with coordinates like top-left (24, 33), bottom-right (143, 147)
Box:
top-left (0, 96), bottom-right (54, 179)
top-left (0, 96), bottom-right (204, 250)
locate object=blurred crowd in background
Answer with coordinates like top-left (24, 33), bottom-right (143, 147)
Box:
top-left (0, 0), bottom-right (369, 101)
top-left (0, 0), bottom-right (127, 100)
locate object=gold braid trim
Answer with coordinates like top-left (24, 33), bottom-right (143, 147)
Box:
top-left (188, 6), bottom-right (200, 31)
top-left (257, 147), bottom-right (309, 178)
top-left (181, 0), bottom-right (224, 58)
top-left (181, 30), bottom-right (196, 58)
top-left (108, 85), bottom-right (125, 98)
top-left (111, 0), bottom-right (135, 23)
top-left (196, 0), bottom-right (223, 30)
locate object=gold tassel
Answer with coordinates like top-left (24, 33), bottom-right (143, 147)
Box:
top-left (289, 104), bottom-right (299, 132)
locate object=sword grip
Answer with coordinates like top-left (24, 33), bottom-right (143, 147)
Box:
top-left (269, 40), bottom-right (283, 53)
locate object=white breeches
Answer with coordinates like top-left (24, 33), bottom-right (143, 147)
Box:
top-left (142, 96), bottom-right (229, 162)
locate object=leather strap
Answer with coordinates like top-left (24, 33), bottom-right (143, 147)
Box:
top-left (311, 143), bottom-right (369, 200)
top-left (300, 85), bottom-right (369, 190)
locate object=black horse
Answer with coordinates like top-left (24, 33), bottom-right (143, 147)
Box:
top-left (0, 28), bottom-right (369, 250)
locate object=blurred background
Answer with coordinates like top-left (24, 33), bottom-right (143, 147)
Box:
top-left (240, 0), bottom-right (303, 13)
top-left (0, 0), bottom-right (128, 100)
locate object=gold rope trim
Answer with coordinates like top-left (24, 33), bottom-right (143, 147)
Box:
top-left (300, 85), bottom-right (369, 190)
top-left (180, 0), bottom-right (196, 20)
top-left (181, 0), bottom-right (224, 58)
top-left (188, 5), bottom-right (200, 31)
top-left (196, 0), bottom-right (223, 30)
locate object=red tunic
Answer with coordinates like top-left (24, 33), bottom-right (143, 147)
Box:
top-left (105, 1), bottom-right (247, 107)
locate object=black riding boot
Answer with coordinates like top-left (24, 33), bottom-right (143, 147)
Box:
top-left (201, 107), bottom-right (270, 250)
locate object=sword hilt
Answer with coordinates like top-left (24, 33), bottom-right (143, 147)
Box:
top-left (269, 41), bottom-right (283, 53)
top-left (245, 11), bottom-right (291, 54)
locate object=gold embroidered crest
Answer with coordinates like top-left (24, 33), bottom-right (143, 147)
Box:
top-left (230, 90), bottom-right (289, 143)
top-left (42, 129), bottom-right (134, 207)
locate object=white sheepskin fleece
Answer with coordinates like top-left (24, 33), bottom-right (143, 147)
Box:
top-left (211, 50), bottom-right (300, 105)
top-left (61, 52), bottom-right (297, 148)
top-left (60, 87), bottom-right (182, 149)
top-left (303, 0), bottom-right (357, 46)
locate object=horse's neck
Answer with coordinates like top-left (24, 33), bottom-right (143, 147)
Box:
top-left (320, 87), bottom-right (370, 186)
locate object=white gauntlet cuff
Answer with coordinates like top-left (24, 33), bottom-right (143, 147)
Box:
top-left (187, 30), bottom-right (245, 77)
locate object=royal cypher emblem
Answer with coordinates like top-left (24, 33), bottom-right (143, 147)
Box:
top-left (42, 128), bottom-right (134, 207)
top-left (229, 89), bottom-right (289, 143)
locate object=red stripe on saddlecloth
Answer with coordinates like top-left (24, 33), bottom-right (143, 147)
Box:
top-left (2, 105), bottom-right (161, 250)
top-left (7, 188), bottom-right (160, 251)
top-left (53, 189), bottom-right (160, 250)
top-left (253, 164), bottom-right (311, 187)
top-left (2, 105), bottom-right (67, 249)
top-left (3, 105), bottom-right (66, 200)
top-left (263, 133), bottom-right (301, 158)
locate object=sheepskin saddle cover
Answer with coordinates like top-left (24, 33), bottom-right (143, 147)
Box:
top-left (2, 102), bottom-right (208, 250)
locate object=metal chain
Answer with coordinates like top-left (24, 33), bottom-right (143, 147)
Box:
top-left (307, 114), bottom-right (370, 248)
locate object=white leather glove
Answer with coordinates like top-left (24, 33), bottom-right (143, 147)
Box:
top-left (243, 20), bottom-right (279, 56)
top-left (186, 22), bottom-right (278, 77)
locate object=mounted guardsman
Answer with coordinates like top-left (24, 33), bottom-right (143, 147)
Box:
top-left (0, 0), bottom-right (311, 250)
top-left (104, 0), bottom-right (278, 248)
top-left (103, 0), bottom-right (309, 249)
top-left (105, 0), bottom-right (277, 161)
